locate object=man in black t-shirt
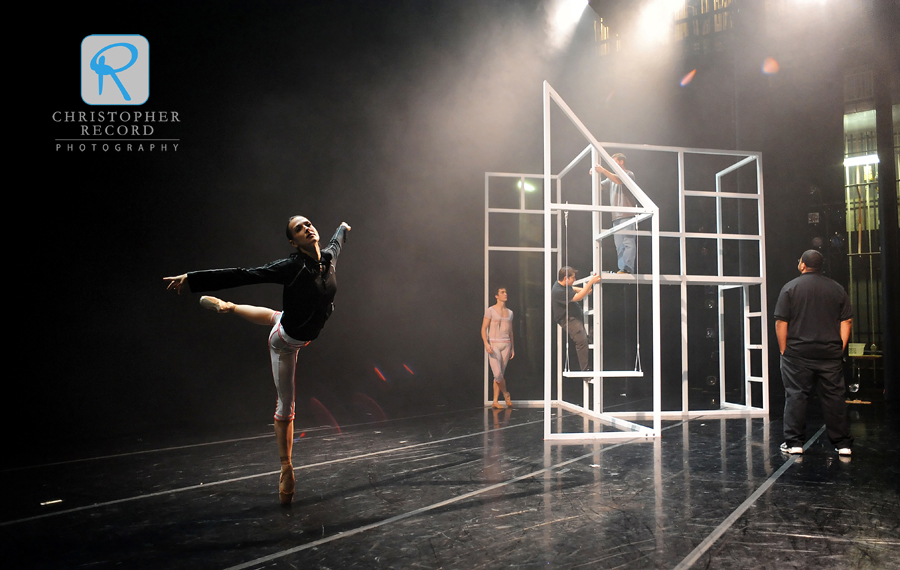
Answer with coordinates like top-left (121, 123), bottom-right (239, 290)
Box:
top-left (552, 266), bottom-right (602, 371)
top-left (774, 249), bottom-right (853, 456)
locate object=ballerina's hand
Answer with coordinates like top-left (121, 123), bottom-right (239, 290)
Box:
top-left (164, 274), bottom-right (188, 295)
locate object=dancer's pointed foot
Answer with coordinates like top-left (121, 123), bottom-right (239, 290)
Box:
top-left (504, 393), bottom-right (512, 408)
top-left (199, 296), bottom-right (235, 313)
top-left (279, 463), bottom-right (295, 505)
top-left (492, 402), bottom-right (503, 409)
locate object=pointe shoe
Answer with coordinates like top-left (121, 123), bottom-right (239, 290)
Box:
top-left (504, 394), bottom-right (513, 408)
top-left (279, 464), bottom-right (295, 505)
top-left (199, 296), bottom-right (232, 313)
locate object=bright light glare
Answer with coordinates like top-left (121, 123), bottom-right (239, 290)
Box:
top-left (552, 0), bottom-right (588, 29)
top-left (547, 0), bottom-right (588, 52)
top-left (517, 180), bottom-right (536, 192)
top-left (844, 154), bottom-right (880, 167)
top-left (636, 0), bottom-right (683, 47)
top-left (680, 69), bottom-right (697, 86)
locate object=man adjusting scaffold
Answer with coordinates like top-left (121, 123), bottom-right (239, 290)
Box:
top-left (552, 266), bottom-right (602, 371)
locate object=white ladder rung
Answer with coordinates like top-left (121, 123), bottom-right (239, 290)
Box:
top-left (562, 370), bottom-right (645, 378)
top-left (748, 376), bottom-right (764, 383)
top-left (746, 344), bottom-right (762, 350)
top-left (746, 312), bottom-right (762, 317)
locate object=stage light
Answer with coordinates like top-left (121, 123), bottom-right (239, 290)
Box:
top-left (517, 180), bottom-right (536, 192)
top-left (843, 154), bottom-right (880, 167)
top-left (636, 0), bottom-right (684, 47)
top-left (547, 0), bottom-right (588, 51)
top-left (550, 0), bottom-right (588, 31)
top-left (762, 57), bottom-right (780, 75)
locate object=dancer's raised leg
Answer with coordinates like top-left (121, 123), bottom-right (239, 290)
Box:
top-left (200, 296), bottom-right (276, 326)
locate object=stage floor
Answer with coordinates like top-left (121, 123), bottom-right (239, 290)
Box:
top-left (4, 403), bottom-right (899, 569)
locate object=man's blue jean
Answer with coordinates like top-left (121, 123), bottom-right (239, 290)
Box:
top-left (613, 217), bottom-right (636, 273)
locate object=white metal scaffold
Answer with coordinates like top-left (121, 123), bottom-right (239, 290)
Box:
top-left (484, 81), bottom-right (769, 441)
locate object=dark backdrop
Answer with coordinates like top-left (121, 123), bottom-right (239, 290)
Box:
top-left (16, 0), bottom-right (858, 460)
top-left (21, 1), bottom-right (572, 458)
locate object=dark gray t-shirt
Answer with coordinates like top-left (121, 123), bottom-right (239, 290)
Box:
top-left (774, 272), bottom-right (853, 359)
top-left (551, 281), bottom-right (582, 325)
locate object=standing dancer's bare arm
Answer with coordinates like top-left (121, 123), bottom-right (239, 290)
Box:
top-left (481, 315), bottom-right (494, 354)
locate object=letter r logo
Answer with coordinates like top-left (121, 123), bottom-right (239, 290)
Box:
top-left (81, 35), bottom-right (149, 105)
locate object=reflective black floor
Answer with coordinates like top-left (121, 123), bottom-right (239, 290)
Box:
top-left (4, 402), bottom-right (899, 569)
